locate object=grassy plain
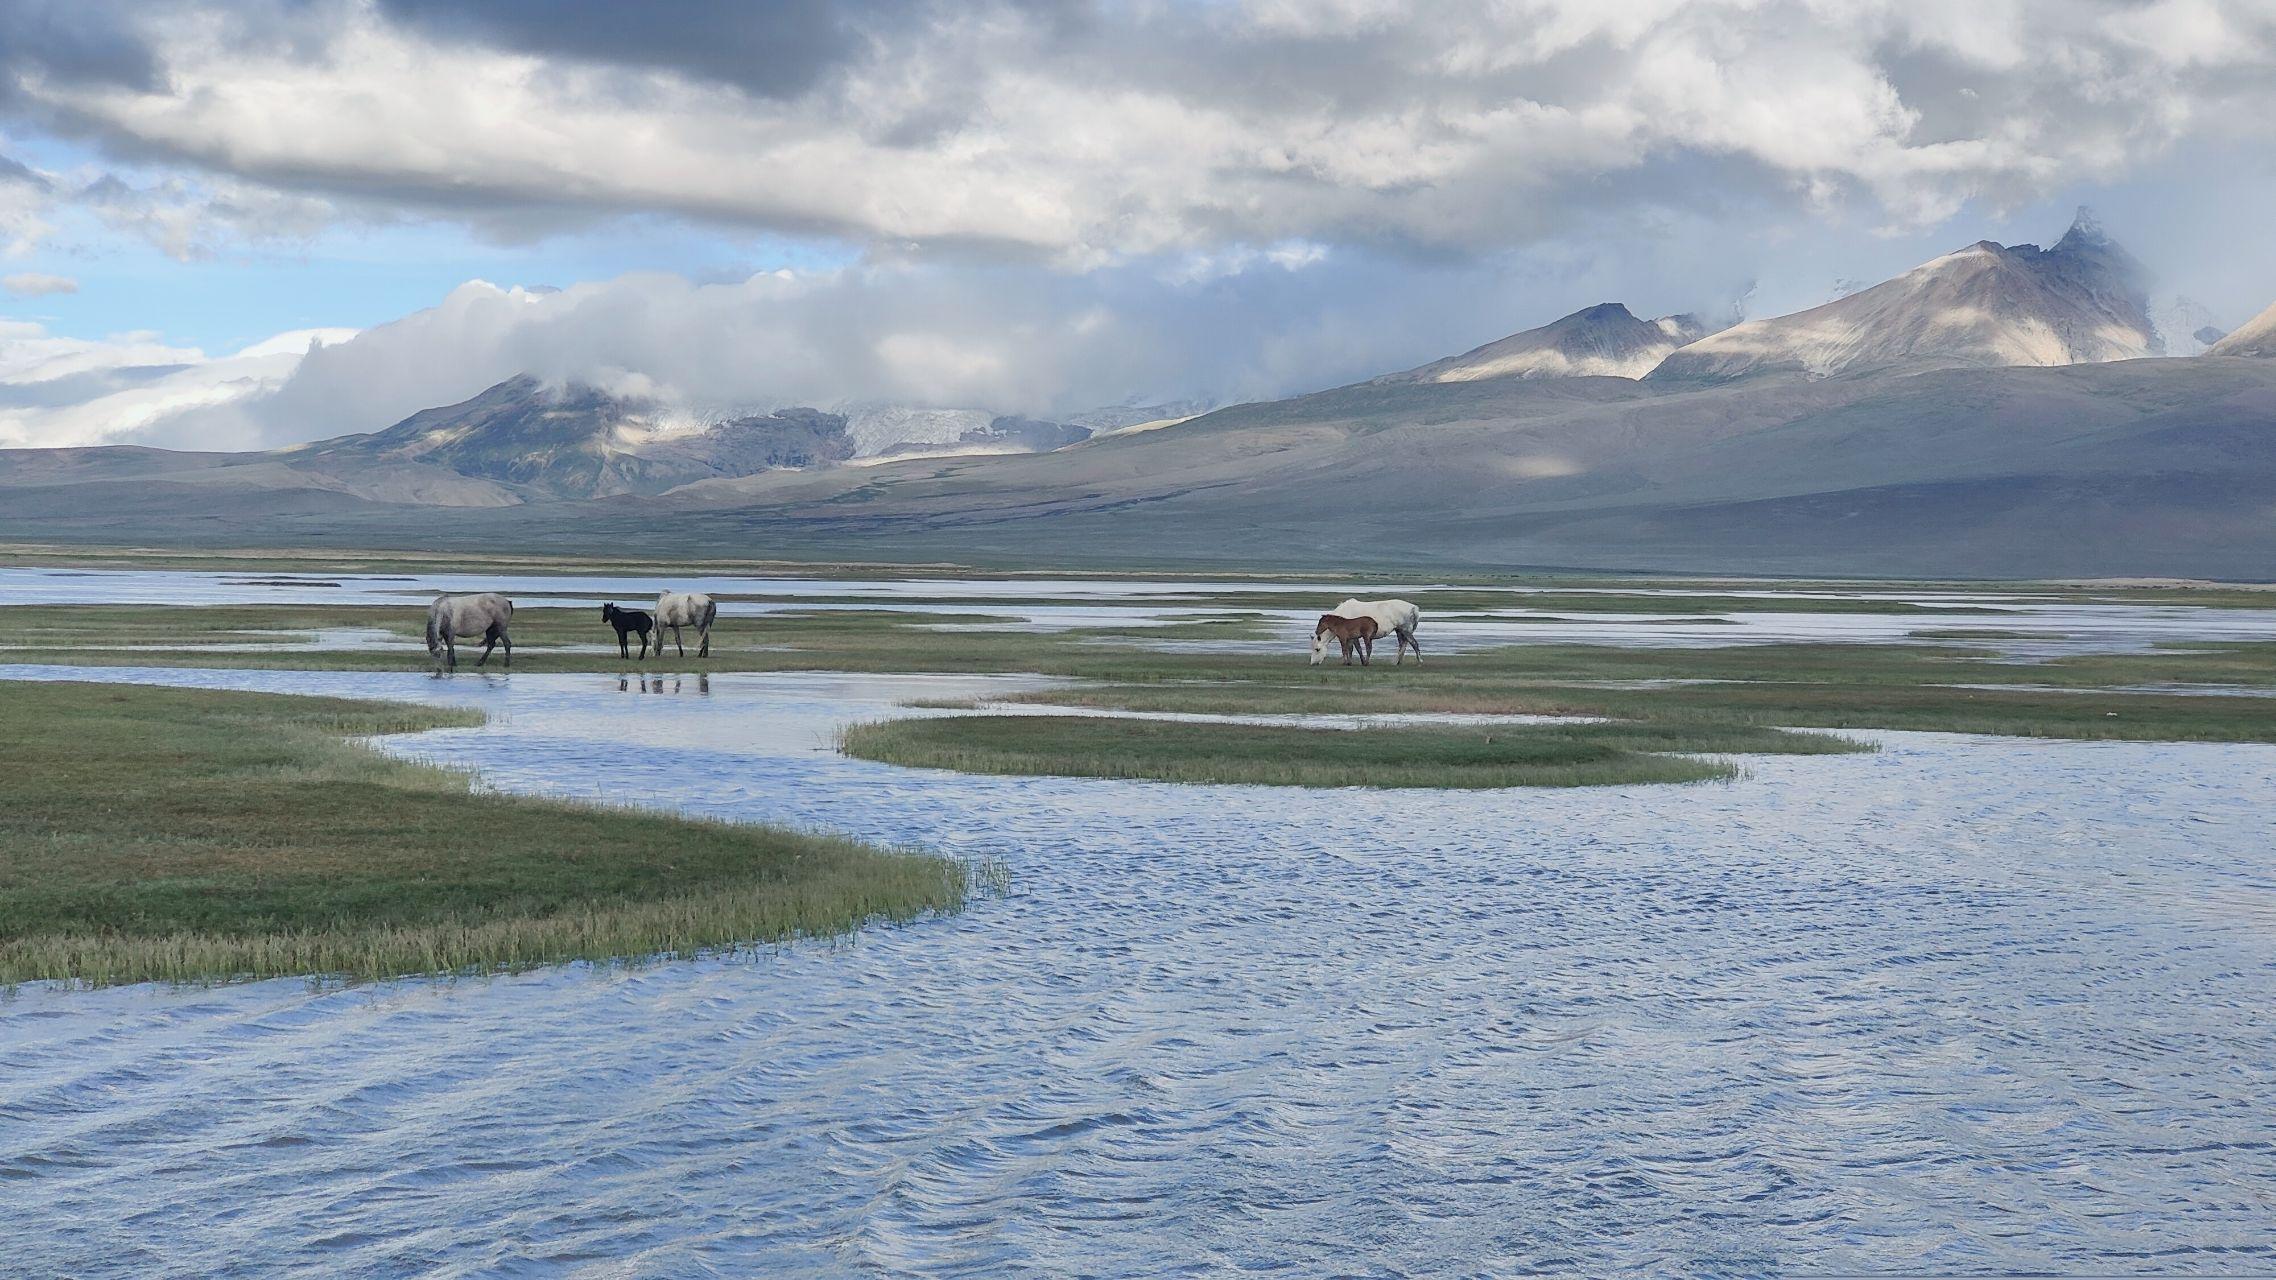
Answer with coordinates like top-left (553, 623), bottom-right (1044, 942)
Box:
top-left (0, 682), bottom-right (976, 987)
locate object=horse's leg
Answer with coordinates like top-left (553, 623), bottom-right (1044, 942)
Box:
top-left (501, 628), bottom-right (512, 667)
top-left (618, 629), bottom-right (629, 659)
top-left (698, 623), bottom-right (710, 658)
top-left (638, 630), bottom-right (649, 661)
top-left (673, 625), bottom-right (685, 658)
top-left (475, 626), bottom-right (498, 667)
top-left (442, 631), bottom-right (457, 672)
top-left (1406, 627), bottom-right (1420, 665)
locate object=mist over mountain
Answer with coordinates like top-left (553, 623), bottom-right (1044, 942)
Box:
top-left (2154, 297), bottom-right (2229, 357)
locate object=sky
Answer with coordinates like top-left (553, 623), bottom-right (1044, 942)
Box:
top-left (3, 0), bottom-right (2275, 450)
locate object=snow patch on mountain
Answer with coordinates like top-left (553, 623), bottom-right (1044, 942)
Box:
top-left (839, 406), bottom-right (1002, 456)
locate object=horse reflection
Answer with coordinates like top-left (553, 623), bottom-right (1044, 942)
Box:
top-left (619, 672), bottom-right (712, 695)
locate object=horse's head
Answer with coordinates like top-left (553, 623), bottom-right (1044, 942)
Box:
top-left (1310, 616), bottom-right (1333, 666)
top-left (601, 603), bottom-right (618, 623)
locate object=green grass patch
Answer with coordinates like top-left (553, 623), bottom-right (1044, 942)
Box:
top-left (840, 713), bottom-right (1867, 789)
top-left (1017, 671), bottom-right (2276, 742)
top-left (0, 603), bottom-right (422, 648)
top-left (1024, 655), bottom-right (2276, 737)
top-left (0, 681), bottom-right (977, 987)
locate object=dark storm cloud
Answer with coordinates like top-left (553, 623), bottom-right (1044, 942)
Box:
top-left (371, 0), bottom-right (912, 100)
top-left (0, 0), bottom-right (162, 100)
top-left (0, 153), bottom-right (52, 190)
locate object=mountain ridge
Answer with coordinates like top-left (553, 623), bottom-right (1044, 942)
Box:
top-left (1377, 303), bottom-right (1711, 383)
top-left (1650, 211), bottom-right (2159, 381)
top-left (2209, 299), bottom-right (2276, 358)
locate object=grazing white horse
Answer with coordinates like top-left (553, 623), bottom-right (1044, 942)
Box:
top-left (426, 593), bottom-right (514, 671)
top-left (1316, 597), bottom-right (1422, 665)
top-left (654, 590), bottom-right (718, 658)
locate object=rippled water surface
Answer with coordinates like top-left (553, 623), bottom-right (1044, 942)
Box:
top-left (8, 616), bottom-right (2276, 1272)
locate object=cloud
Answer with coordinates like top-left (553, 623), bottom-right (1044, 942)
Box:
top-left (2, 211), bottom-right (1747, 450)
top-left (74, 170), bottom-right (337, 260)
top-left (0, 322), bottom-right (353, 448)
top-left (0, 149), bottom-right (55, 255)
top-left (2, 2), bottom-right (2274, 456)
top-left (3, 271), bottom-right (77, 295)
top-left (0, 1), bottom-right (2269, 261)
top-left (227, 265), bottom-right (1311, 444)
top-left (1, 138), bottom-right (343, 261)
top-left (371, 0), bottom-right (906, 101)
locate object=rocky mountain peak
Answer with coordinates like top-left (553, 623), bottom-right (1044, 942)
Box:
top-left (1649, 215), bottom-right (2161, 381)
top-left (1378, 302), bottom-right (1717, 384)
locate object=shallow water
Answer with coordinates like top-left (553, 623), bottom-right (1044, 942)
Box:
top-left (12, 566), bottom-right (2276, 655)
top-left (7, 663), bottom-right (2276, 1275)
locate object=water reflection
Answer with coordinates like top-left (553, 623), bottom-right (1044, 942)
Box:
top-left (618, 672), bottom-right (711, 695)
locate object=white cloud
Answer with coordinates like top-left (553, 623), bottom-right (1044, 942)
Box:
top-left (0, 160), bottom-right (53, 258)
top-left (75, 171), bottom-right (338, 261)
top-left (0, 324), bottom-right (354, 449)
top-left (2, 271), bottom-right (76, 296)
top-left (232, 269), bottom-right (1201, 443)
top-left (21, 234), bottom-right (1744, 450)
top-left (7, 0), bottom-right (2273, 260)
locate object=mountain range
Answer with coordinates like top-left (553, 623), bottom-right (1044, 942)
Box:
top-left (4, 210), bottom-right (2273, 577)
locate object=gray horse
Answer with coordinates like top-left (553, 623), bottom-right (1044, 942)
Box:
top-left (654, 590), bottom-right (717, 658)
top-left (427, 593), bottom-right (514, 671)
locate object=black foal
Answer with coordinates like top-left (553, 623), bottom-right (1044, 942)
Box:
top-left (600, 603), bottom-right (654, 660)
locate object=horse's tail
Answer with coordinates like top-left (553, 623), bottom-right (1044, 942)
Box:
top-left (700, 598), bottom-right (717, 629)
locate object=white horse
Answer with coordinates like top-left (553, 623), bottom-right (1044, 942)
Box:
top-left (427, 593), bottom-right (514, 671)
top-left (1317, 597), bottom-right (1422, 665)
top-left (654, 590), bottom-right (718, 658)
